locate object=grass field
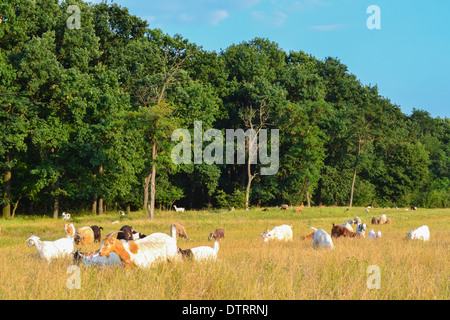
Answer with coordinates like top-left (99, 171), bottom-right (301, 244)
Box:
top-left (0, 207), bottom-right (448, 300)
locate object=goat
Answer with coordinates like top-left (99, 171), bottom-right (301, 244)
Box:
top-left (310, 227), bottom-right (334, 249)
top-left (299, 231), bottom-right (315, 240)
top-left (62, 212), bottom-right (71, 221)
top-left (208, 228), bottom-right (225, 241)
top-left (132, 230), bottom-right (147, 240)
top-left (368, 229), bottom-right (382, 239)
top-left (73, 248), bottom-right (122, 267)
top-left (260, 225), bottom-right (293, 242)
top-left (331, 223), bottom-right (362, 238)
top-left (116, 225), bottom-right (134, 241)
top-left (178, 242), bottom-right (219, 262)
top-left (411, 206), bottom-right (417, 210)
top-left (371, 216), bottom-right (379, 224)
top-left (342, 222), bottom-right (354, 232)
top-left (99, 230), bottom-right (180, 268)
top-left (295, 203), bottom-right (304, 212)
top-left (90, 225), bottom-right (103, 243)
top-left (74, 226), bottom-right (95, 245)
top-left (355, 223), bottom-right (367, 238)
top-left (27, 225), bottom-right (75, 262)
top-left (173, 205), bottom-right (185, 213)
top-left (407, 225), bottom-right (430, 241)
top-left (170, 223), bottom-right (190, 240)
top-left (64, 223), bottom-right (76, 238)
top-left (354, 217), bottom-right (362, 225)
top-left (385, 218), bottom-right (392, 224)
top-left (280, 204), bottom-right (289, 210)
top-left (379, 214), bottom-right (387, 225)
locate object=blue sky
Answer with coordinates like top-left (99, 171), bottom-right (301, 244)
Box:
top-left (94, 0), bottom-right (450, 118)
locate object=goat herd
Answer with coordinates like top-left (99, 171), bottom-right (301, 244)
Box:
top-left (25, 211), bottom-right (431, 269)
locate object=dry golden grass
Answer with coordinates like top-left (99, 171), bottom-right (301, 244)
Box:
top-left (0, 207), bottom-right (448, 300)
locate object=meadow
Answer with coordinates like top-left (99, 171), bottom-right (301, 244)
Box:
top-left (0, 207), bottom-right (448, 300)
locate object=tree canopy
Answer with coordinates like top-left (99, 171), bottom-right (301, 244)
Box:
top-left (1, 0), bottom-right (448, 218)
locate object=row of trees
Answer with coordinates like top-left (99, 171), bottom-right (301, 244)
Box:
top-left (1, 0), bottom-right (449, 218)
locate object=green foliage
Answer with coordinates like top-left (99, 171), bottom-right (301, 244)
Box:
top-left (0, 0), bottom-right (448, 217)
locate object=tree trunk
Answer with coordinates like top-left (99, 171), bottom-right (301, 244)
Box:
top-left (2, 153), bottom-right (11, 219)
top-left (306, 191), bottom-right (311, 207)
top-left (92, 193), bottom-right (97, 214)
top-left (148, 140), bottom-right (157, 220)
top-left (305, 177), bottom-right (311, 207)
top-left (143, 174), bottom-right (150, 209)
top-left (245, 162), bottom-right (254, 210)
top-left (98, 165), bottom-right (104, 215)
top-left (53, 177), bottom-right (60, 219)
top-left (349, 136), bottom-right (362, 208)
top-left (349, 167), bottom-right (357, 208)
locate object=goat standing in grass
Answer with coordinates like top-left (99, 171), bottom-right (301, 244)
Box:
top-left (173, 205), bottom-right (185, 212)
top-left (310, 227), bottom-right (334, 249)
top-left (170, 223), bottom-right (190, 240)
top-left (26, 224), bottom-right (75, 262)
top-left (407, 225), bottom-right (430, 241)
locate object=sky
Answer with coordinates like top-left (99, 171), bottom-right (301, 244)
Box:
top-left (92, 0), bottom-right (450, 118)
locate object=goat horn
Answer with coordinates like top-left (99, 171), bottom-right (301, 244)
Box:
top-left (105, 230), bottom-right (124, 238)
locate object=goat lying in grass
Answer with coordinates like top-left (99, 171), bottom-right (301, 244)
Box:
top-left (73, 249), bottom-right (122, 267)
top-left (99, 230), bottom-right (180, 268)
top-left (178, 242), bottom-right (219, 262)
top-left (260, 225), bottom-right (293, 242)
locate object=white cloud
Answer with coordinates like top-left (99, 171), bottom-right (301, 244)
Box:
top-left (208, 10), bottom-right (229, 25)
top-left (309, 23), bottom-right (345, 31)
top-left (292, 0), bottom-right (330, 11)
top-left (251, 10), bottom-right (288, 27)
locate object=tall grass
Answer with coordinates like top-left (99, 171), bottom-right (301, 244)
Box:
top-left (0, 207), bottom-right (448, 300)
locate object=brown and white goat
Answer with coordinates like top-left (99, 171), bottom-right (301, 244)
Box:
top-left (99, 230), bottom-right (180, 269)
top-left (75, 226), bottom-right (95, 245)
top-left (208, 228), bottom-right (225, 241)
top-left (170, 223), bottom-right (190, 240)
top-left (331, 223), bottom-right (362, 238)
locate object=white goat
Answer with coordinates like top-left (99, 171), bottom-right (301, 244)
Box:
top-left (73, 249), bottom-right (122, 267)
top-left (355, 223), bottom-right (367, 238)
top-left (179, 242), bottom-right (220, 262)
top-left (62, 212), bottom-right (71, 220)
top-left (379, 214), bottom-right (387, 224)
top-left (99, 230), bottom-right (180, 268)
top-left (260, 224), bottom-right (293, 242)
top-left (407, 225), bottom-right (430, 241)
top-left (173, 205), bottom-right (185, 213)
top-left (310, 227), bottom-right (334, 249)
top-left (26, 235), bottom-right (74, 262)
top-left (342, 222), bottom-right (354, 232)
top-left (368, 229), bottom-right (382, 239)
top-left (354, 216), bottom-right (362, 225)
